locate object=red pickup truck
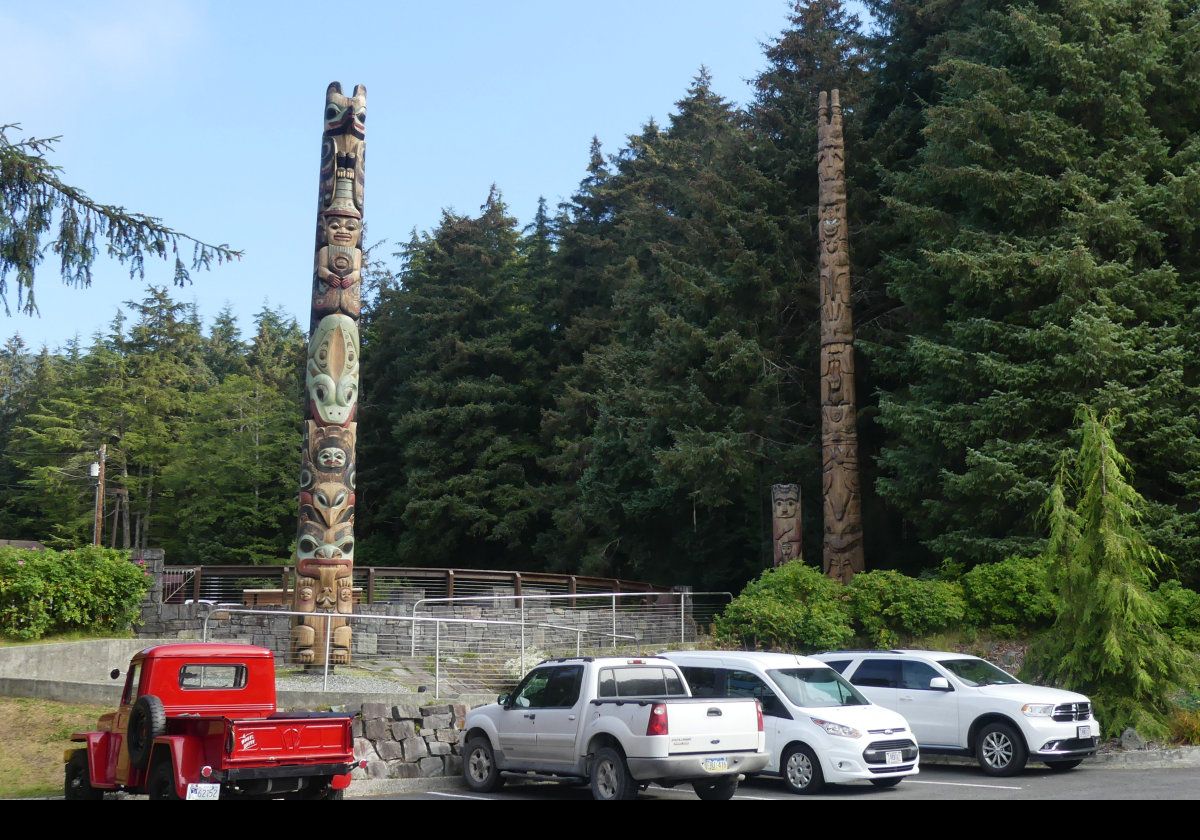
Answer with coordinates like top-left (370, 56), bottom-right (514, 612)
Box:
top-left (65, 643), bottom-right (359, 800)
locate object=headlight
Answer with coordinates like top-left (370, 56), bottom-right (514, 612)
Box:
top-left (811, 717), bottom-right (862, 738)
top-left (1022, 703), bottom-right (1055, 717)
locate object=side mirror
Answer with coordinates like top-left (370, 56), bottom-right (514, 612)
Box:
top-left (929, 677), bottom-right (952, 691)
top-left (110, 669), bottom-right (121, 680)
top-left (497, 694), bottom-right (510, 708)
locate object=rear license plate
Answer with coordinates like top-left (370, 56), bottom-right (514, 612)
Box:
top-left (885, 750), bottom-right (903, 766)
top-left (186, 783), bottom-right (220, 800)
top-left (1077, 725), bottom-right (1092, 739)
top-left (701, 757), bottom-right (729, 773)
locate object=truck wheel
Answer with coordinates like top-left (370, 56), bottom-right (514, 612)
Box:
top-left (781, 744), bottom-right (825, 795)
top-left (463, 736), bottom-right (505, 793)
top-left (692, 776), bottom-right (739, 800)
top-left (64, 751), bottom-right (103, 800)
top-left (147, 760), bottom-right (180, 800)
top-left (590, 746), bottom-right (638, 801)
top-left (977, 722), bottom-right (1028, 777)
top-left (127, 695), bottom-right (167, 769)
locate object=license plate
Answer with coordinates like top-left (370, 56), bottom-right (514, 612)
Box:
top-left (1077, 725), bottom-right (1092, 739)
top-left (701, 757), bottom-right (729, 773)
top-left (885, 750), bottom-right (904, 766)
top-left (186, 783), bottom-right (220, 800)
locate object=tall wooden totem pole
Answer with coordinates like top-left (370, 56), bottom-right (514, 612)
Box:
top-left (292, 82), bottom-right (366, 665)
top-left (817, 90), bottom-right (865, 584)
top-left (771, 484), bottom-right (802, 566)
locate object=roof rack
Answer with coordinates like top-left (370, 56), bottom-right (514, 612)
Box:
top-left (812, 650), bottom-right (904, 655)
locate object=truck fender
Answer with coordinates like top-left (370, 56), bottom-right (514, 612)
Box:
top-left (69, 733), bottom-right (114, 788)
top-left (463, 718), bottom-right (505, 767)
top-left (149, 735), bottom-right (206, 798)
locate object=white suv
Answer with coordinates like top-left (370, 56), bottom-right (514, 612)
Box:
top-left (661, 651), bottom-right (919, 794)
top-left (812, 650), bottom-right (1099, 776)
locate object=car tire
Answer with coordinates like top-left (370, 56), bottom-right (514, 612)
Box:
top-left (869, 777), bottom-right (903, 789)
top-left (976, 722), bottom-right (1027, 777)
top-left (781, 744), bottom-right (825, 795)
top-left (692, 776), bottom-right (739, 800)
top-left (64, 751), bottom-right (103, 800)
top-left (147, 759), bottom-right (180, 800)
top-left (463, 736), bottom-right (505, 793)
top-left (1045, 759), bottom-right (1083, 772)
top-left (127, 695), bottom-right (167, 770)
top-left (590, 746), bottom-right (638, 801)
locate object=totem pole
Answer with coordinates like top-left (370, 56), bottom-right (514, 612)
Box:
top-left (817, 90), bottom-right (865, 583)
top-left (292, 83), bottom-right (366, 665)
top-left (770, 484), bottom-right (802, 566)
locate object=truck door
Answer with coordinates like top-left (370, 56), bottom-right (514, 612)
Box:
top-left (497, 666), bottom-right (552, 762)
top-left (111, 662), bottom-right (142, 785)
top-left (529, 665), bottom-right (585, 767)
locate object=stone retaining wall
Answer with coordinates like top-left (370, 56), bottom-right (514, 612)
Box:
top-left (350, 701), bottom-right (467, 780)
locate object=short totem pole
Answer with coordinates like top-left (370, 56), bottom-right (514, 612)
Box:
top-left (817, 90), bottom-right (865, 583)
top-left (292, 83), bottom-right (366, 665)
top-left (771, 484), bottom-right (802, 566)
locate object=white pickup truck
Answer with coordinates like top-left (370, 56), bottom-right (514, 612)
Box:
top-left (462, 656), bottom-right (768, 800)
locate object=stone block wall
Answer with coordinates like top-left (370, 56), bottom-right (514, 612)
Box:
top-left (351, 702), bottom-right (467, 779)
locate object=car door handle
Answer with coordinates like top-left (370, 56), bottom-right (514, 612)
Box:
top-left (524, 713), bottom-right (536, 720)
top-left (568, 716), bottom-right (576, 721)
top-left (899, 695), bottom-right (913, 702)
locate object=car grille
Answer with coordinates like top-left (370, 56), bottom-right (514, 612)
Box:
top-left (1040, 737), bottom-right (1099, 753)
top-left (1052, 702), bottom-right (1092, 722)
top-left (862, 739), bottom-right (919, 765)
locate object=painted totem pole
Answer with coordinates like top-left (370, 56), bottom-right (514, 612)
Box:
top-left (817, 90), bottom-right (865, 583)
top-left (292, 83), bottom-right (366, 665)
top-left (770, 484), bottom-right (802, 566)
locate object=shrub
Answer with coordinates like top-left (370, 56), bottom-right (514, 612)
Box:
top-left (713, 562), bottom-right (853, 652)
top-left (846, 570), bottom-right (966, 646)
top-left (1154, 581), bottom-right (1200, 649)
top-left (961, 555), bottom-right (1058, 630)
top-left (0, 546), bottom-right (150, 640)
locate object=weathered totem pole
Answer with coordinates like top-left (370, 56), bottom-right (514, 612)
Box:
top-left (817, 90), bottom-right (865, 584)
top-left (771, 484), bottom-right (802, 566)
top-left (292, 83), bottom-right (366, 665)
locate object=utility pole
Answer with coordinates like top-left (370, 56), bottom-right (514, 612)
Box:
top-left (92, 444), bottom-right (106, 546)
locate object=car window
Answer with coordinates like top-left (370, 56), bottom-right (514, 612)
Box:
top-left (121, 663), bottom-right (142, 705)
top-left (179, 664), bottom-right (247, 690)
top-left (938, 658), bottom-right (1021, 687)
top-left (538, 666), bottom-right (584, 707)
top-left (680, 666), bottom-right (724, 698)
top-left (727, 669), bottom-right (790, 719)
top-left (598, 667), bottom-right (689, 699)
top-left (823, 659), bottom-right (852, 674)
top-left (850, 658), bottom-right (900, 689)
top-left (511, 668), bottom-right (555, 708)
top-left (900, 661), bottom-right (944, 691)
top-left (768, 668), bottom-right (869, 708)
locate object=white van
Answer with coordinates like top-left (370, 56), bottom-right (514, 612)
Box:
top-left (661, 651), bottom-right (919, 794)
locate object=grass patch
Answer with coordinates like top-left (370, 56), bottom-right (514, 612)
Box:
top-left (0, 630), bottom-right (134, 648)
top-left (0, 697), bottom-right (108, 798)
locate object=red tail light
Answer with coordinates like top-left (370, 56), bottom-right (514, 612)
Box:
top-left (646, 703), bottom-right (669, 737)
top-left (756, 700), bottom-right (764, 732)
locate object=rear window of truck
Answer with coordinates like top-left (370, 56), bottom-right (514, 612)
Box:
top-left (597, 667), bottom-right (687, 698)
top-left (179, 664), bottom-right (248, 690)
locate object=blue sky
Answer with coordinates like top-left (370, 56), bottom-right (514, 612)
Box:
top-left (2, 0), bottom-right (852, 350)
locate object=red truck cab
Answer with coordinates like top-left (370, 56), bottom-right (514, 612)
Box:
top-left (65, 643), bottom-right (357, 800)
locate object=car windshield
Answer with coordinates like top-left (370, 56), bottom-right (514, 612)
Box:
top-left (938, 658), bottom-right (1021, 687)
top-left (767, 668), bottom-right (869, 708)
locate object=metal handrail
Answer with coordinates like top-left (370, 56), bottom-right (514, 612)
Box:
top-left (201, 606), bottom-right (636, 695)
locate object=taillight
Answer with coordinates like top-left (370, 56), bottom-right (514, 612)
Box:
top-left (200, 765), bottom-right (213, 779)
top-left (756, 700), bottom-right (764, 732)
top-left (646, 703), bottom-right (669, 737)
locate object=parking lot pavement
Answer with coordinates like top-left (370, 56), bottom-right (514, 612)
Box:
top-left (370, 764), bottom-right (1200, 801)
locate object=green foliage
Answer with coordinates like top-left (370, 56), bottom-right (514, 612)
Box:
top-left (1026, 408), bottom-right (1196, 739)
top-left (961, 556), bottom-right (1058, 631)
top-left (0, 547), bottom-right (148, 640)
top-left (0, 125), bottom-right (239, 315)
top-left (713, 562), bottom-right (854, 652)
top-left (846, 570), bottom-right (966, 646)
top-left (1154, 580), bottom-right (1200, 648)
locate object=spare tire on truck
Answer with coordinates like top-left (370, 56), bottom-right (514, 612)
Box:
top-left (127, 695), bottom-right (167, 769)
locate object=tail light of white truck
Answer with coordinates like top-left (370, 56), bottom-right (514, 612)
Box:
top-left (756, 700), bottom-right (764, 732)
top-left (646, 703), bottom-right (669, 736)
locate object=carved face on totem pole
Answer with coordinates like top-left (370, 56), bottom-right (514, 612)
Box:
top-left (306, 314), bottom-right (360, 425)
top-left (771, 484), bottom-right (802, 567)
top-left (296, 519), bottom-right (355, 581)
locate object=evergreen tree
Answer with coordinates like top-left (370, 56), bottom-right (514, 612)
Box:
top-left (873, 1), bottom-right (1200, 572)
top-left (1026, 407), bottom-right (1194, 737)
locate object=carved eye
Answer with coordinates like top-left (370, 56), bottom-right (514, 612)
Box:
top-left (340, 539), bottom-right (354, 554)
top-left (333, 491), bottom-right (346, 506)
top-left (315, 386), bottom-right (327, 401)
top-left (316, 492), bottom-right (328, 506)
top-left (356, 109), bottom-right (366, 124)
top-left (325, 105), bottom-right (340, 121)
top-left (300, 537), bottom-right (319, 553)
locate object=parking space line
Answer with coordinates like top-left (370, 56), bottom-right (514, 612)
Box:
top-left (429, 791), bottom-right (496, 800)
top-left (905, 780), bottom-right (1022, 790)
top-left (732, 795), bottom-right (774, 800)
